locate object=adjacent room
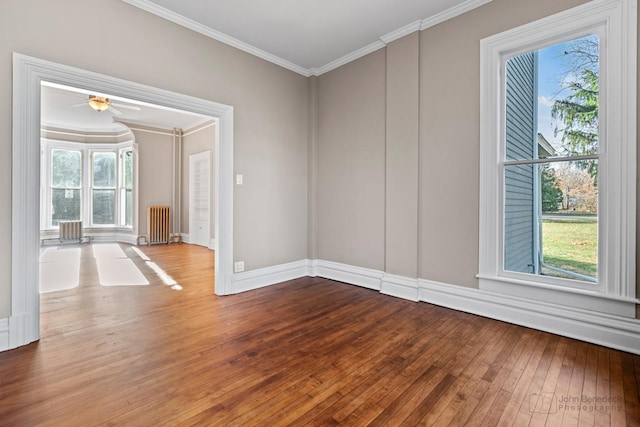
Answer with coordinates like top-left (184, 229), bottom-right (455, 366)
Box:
top-left (38, 82), bottom-right (216, 294)
top-left (1, 0), bottom-right (639, 425)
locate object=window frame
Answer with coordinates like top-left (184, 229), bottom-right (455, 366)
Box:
top-left (89, 149), bottom-right (118, 227)
top-left (48, 146), bottom-right (83, 227)
top-left (41, 139), bottom-right (135, 230)
top-left (478, 0), bottom-right (637, 315)
top-left (502, 31), bottom-right (603, 289)
top-left (119, 147), bottom-right (133, 227)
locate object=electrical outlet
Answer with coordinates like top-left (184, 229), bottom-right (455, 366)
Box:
top-left (236, 174), bottom-right (243, 185)
top-left (234, 261), bottom-right (245, 273)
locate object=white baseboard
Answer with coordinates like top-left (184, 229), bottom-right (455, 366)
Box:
top-left (228, 259), bottom-right (384, 295)
top-left (310, 259), bottom-right (382, 290)
top-left (0, 318), bottom-right (9, 352)
top-left (6, 312), bottom-right (38, 352)
top-left (418, 279), bottom-right (640, 355)
top-left (230, 259), bottom-right (311, 294)
top-left (5, 253), bottom-right (637, 355)
top-left (180, 234), bottom-right (216, 250)
top-left (41, 233), bottom-right (138, 246)
top-left (115, 233), bottom-right (138, 245)
top-left (381, 273), bottom-right (419, 302)
top-left (302, 260), bottom-right (640, 355)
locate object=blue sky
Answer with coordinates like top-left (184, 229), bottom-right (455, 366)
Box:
top-left (535, 34), bottom-right (599, 152)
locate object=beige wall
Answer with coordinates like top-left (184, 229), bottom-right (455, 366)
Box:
top-left (317, 50), bottom-right (387, 270)
top-left (307, 77), bottom-right (320, 260)
top-left (385, 33), bottom-right (420, 278)
top-left (132, 128), bottom-right (174, 238)
top-left (419, 0), bottom-right (589, 287)
top-left (314, 0), bottom-right (637, 293)
top-left (181, 122), bottom-right (216, 241)
top-left (0, 0), bottom-right (309, 318)
top-left (2, 0), bottom-right (637, 320)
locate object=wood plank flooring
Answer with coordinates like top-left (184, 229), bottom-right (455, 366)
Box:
top-left (0, 243), bottom-right (639, 426)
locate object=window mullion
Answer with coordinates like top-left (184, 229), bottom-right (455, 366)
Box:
top-left (504, 154), bottom-right (600, 166)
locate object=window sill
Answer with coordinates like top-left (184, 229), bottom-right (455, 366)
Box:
top-left (477, 274), bottom-right (638, 318)
top-left (84, 226), bottom-right (134, 231)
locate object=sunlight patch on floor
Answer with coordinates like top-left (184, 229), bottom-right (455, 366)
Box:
top-left (39, 247), bottom-right (81, 293)
top-left (131, 246), bottom-right (150, 261)
top-left (145, 261), bottom-right (181, 290)
top-left (39, 243), bottom-right (182, 290)
top-left (91, 243), bottom-right (149, 286)
top-left (92, 243), bottom-right (127, 259)
top-left (97, 258), bottom-right (149, 286)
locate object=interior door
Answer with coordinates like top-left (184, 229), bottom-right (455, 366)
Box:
top-left (189, 151), bottom-right (210, 248)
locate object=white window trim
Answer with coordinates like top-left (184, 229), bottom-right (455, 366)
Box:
top-left (478, 0), bottom-right (637, 316)
top-left (90, 148), bottom-right (120, 228)
top-left (42, 139), bottom-right (86, 230)
top-left (119, 147), bottom-right (133, 227)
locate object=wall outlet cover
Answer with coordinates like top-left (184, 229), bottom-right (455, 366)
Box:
top-left (234, 261), bottom-right (245, 273)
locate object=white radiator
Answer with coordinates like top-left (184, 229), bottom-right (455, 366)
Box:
top-left (147, 206), bottom-right (170, 245)
top-left (59, 220), bottom-right (83, 243)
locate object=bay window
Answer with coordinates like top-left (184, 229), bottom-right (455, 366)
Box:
top-left (42, 140), bottom-right (135, 230)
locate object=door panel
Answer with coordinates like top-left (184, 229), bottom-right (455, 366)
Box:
top-left (189, 151), bottom-right (210, 248)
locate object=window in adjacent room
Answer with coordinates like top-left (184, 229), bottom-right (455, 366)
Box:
top-left (91, 151), bottom-right (117, 225)
top-left (50, 148), bottom-right (82, 226)
top-left (121, 148), bottom-right (133, 227)
top-left (42, 140), bottom-right (134, 230)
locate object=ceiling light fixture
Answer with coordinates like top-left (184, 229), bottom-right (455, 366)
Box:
top-left (87, 95), bottom-right (110, 112)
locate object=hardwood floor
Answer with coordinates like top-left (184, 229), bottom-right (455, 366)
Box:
top-left (1, 243), bottom-right (639, 426)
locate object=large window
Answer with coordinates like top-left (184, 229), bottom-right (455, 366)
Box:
top-left (51, 148), bottom-right (82, 226)
top-left (504, 34), bottom-right (600, 283)
top-left (42, 141), bottom-right (134, 229)
top-left (91, 151), bottom-right (117, 225)
top-left (479, 0), bottom-right (636, 310)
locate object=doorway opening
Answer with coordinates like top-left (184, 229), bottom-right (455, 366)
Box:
top-left (10, 53), bottom-right (234, 350)
top-left (39, 81), bottom-right (215, 297)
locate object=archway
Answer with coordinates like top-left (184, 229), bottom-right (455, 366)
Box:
top-left (10, 53), bottom-right (234, 349)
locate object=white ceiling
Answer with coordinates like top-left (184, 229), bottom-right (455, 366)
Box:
top-left (41, 82), bottom-right (213, 133)
top-left (123, 0), bottom-right (489, 76)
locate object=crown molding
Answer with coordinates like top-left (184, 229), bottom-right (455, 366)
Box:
top-left (310, 0), bottom-right (492, 77)
top-left (120, 0), bottom-right (311, 77)
top-left (113, 119), bottom-right (176, 134)
top-left (309, 40), bottom-right (387, 76)
top-left (41, 124), bottom-right (132, 138)
top-left (183, 119), bottom-right (216, 136)
top-left (420, 0), bottom-right (492, 30)
top-left (379, 20), bottom-right (422, 44)
top-left (121, 0), bottom-right (493, 77)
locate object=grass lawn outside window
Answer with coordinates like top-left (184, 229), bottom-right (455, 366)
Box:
top-left (541, 216), bottom-right (597, 279)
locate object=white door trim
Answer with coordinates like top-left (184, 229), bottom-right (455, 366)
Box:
top-left (10, 53), bottom-right (234, 350)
